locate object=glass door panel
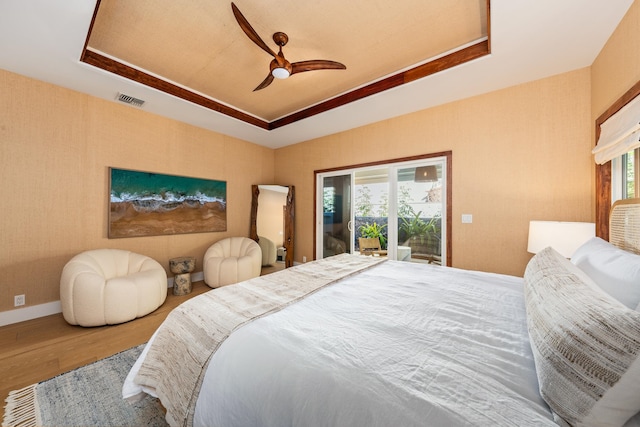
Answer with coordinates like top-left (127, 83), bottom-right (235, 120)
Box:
top-left (320, 174), bottom-right (352, 258)
top-left (397, 164), bottom-right (444, 264)
top-left (354, 168), bottom-right (389, 254)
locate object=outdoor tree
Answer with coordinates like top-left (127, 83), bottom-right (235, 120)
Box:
top-left (377, 193), bottom-right (389, 217)
top-left (398, 184), bottom-right (416, 218)
top-left (627, 151), bottom-right (636, 198)
top-left (355, 186), bottom-right (373, 217)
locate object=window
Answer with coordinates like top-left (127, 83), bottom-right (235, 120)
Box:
top-left (613, 148), bottom-right (640, 201)
top-left (622, 148), bottom-right (639, 199)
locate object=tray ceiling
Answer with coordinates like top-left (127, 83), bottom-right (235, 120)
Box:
top-left (84, 0), bottom-right (489, 127)
top-left (0, 0), bottom-right (633, 148)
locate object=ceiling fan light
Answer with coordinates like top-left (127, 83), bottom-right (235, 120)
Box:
top-left (271, 67), bottom-right (290, 79)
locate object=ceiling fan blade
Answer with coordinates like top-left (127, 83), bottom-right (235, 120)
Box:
top-left (291, 60), bottom-right (346, 75)
top-left (231, 3), bottom-right (277, 58)
top-left (253, 73), bottom-right (275, 91)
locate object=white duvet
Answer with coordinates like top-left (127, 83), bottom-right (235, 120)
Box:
top-left (126, 260), bottom-right (557, 426)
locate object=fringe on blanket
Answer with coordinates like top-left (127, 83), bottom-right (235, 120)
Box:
top-left (2, 383), bottom-right (39, 427)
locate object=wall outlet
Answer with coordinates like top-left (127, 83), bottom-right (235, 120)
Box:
top-left (14, 294), bottom-right (25, 307)
top-left (302, 256), bottom-right (307, 263)
top-left (461, 214), bottom-right (473, 224)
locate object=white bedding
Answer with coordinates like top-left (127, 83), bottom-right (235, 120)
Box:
top-left (127, 259), bottom-right (559, 426)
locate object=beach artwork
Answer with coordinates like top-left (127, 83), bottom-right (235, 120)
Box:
top-left (109, 168), bottom-right (227, 238)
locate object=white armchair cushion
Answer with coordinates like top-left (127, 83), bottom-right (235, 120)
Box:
top-left (203, 237), bottom-right (262, 288)
top-left (60, 249), bottom-right (167, 326)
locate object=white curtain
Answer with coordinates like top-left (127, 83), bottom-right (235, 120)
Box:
top-left (593, 94), bottom-right (640, 164)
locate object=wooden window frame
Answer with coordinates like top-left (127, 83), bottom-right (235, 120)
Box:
top-left (595, 79), bottom-right (640, 240)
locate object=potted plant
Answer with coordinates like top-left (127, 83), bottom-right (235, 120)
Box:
top-left (400, 211), bottom-right (428, 243)
top-left (359, 221), bottom-right (387, 249)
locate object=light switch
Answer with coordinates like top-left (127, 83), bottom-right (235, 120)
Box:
top-left (462, 214), bottom-right (473, 224)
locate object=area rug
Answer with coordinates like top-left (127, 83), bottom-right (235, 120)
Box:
top-left (2, 344), bottom-right (167, 427)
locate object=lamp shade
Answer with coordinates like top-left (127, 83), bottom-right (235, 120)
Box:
top-left (414, 165), bottom-right (438, 182)
top-left (527, 221), bottom-right (595, 258)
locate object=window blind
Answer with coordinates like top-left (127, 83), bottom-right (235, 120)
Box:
top-left (593, 94), bottom-right (640, 164)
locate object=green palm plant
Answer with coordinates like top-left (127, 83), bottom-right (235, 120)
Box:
top-left (400, 210), bottom-right (429, 244)
top-left (359, 221), bottom-right (387, 249)
top-left (400, 211), bottom-right (441, 255)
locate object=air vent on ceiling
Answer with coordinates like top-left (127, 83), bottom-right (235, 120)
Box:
top-left (116, 92), bottom-right (145, 107)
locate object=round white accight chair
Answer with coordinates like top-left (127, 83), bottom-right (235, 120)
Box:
top-left (60, 249), bottom-right (168, 327)
top-left (203, 237), bottom-right (262, 288)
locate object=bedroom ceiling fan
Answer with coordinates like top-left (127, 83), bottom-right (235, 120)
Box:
top-left (231, 2), bottom-right (347, 91)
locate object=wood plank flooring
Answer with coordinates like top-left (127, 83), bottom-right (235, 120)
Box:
top-left (0, 281), bottom-right (211, 421)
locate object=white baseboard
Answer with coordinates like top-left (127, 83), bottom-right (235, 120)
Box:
top-left (0, 271), bottom-right (206, 327)
top-left (0, 300), bottom-right (62, 327)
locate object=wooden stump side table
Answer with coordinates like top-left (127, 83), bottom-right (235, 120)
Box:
top-left (169, 256), bottom-right (196, 296)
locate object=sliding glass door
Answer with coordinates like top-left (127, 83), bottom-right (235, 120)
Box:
top-left (316, 155), bottom-right (448, 265)
top-left (354, 168), bottom-right (390, 254)
top-left (318, 174), bottom-right (352, 258)
top-left (396, 164), bottom-right (445, 264)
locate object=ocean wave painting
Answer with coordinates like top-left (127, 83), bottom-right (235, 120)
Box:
top-left (109, 168), bottom-right (227, 238)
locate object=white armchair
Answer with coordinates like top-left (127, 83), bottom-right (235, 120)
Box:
top-left (203, 237), bottom-right (262, 288)
top-left (60, 249), bottom-right (167, 327)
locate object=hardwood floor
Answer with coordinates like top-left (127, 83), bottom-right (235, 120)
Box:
top-left (259, 260), bottom-right (286, 275)
top-left (0, 280), bottom-right (212, 420)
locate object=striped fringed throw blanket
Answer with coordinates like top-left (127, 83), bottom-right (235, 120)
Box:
top-left (134, 254), bottom-right (386, 427)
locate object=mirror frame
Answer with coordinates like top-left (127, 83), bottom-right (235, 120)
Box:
top-left (250, 185), bottom-right (295, 268)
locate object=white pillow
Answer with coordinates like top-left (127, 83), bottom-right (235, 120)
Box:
top-left (524, 247), bottom-right (640, 426)
top-left (571, 237), bottom-right (640, 310)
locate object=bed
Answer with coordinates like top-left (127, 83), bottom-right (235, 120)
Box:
top-left (124, 199), bottom-right (640, 427)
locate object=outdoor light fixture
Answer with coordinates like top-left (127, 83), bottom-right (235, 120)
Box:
top-left (414, 165), bottom-right (438, 182)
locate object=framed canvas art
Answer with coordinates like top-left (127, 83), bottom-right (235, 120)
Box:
top-left (109, 167), bottom-right (227, 238)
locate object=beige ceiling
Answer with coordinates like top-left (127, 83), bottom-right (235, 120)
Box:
top-left (86, 0), bottom-right (487, 123)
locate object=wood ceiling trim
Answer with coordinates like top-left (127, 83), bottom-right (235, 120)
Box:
top-left (81, 1), bottom-right (490, 132)
top-left (80, 49), bottom-right (270, 130)
top-left (271, 40), bottom-right (490, 130)
top-left (403, 40), bottom-right (489, 84)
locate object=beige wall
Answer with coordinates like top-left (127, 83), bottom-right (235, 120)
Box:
top-left (0, 69), bottom-right (274, 312)
top-left (275, 68), bottom-right (594, 276)
top-left (591, 1), bottom-right (640, 123)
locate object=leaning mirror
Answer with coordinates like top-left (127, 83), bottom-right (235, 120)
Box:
top-left (250, 185), bottom-right (294, 268)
